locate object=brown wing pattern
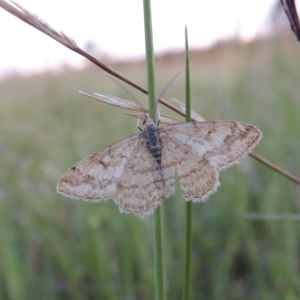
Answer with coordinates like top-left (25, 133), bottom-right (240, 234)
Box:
top-left (57, 133), bottom-right (140, 201)
top-left (160, 121), bottom-right (262, 201)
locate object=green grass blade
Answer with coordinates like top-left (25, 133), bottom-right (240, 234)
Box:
top-left (182, 25), bottom-right (193, 300)
top-left (143, 0), bottom-right (157, 119)
top-left (143, 0), bottom-right (165, 299)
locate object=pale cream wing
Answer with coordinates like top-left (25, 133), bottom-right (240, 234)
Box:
top-left (160, 121), bottom-right (262, 201)
top-left (115, 135), bottom-right (175, 217)
top-left (161, 135), bottom-right (220, 202)
top-left (57, 133), bottom-right (141, 201)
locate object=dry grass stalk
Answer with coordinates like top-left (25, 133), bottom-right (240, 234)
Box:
top-left (0, 0), bottom-right (299, 185)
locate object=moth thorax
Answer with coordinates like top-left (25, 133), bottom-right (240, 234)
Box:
top-left (143, 123), bottom-right (162, 167)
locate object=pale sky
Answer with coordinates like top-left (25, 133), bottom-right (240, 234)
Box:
top-left (0, 0), bottom-right (287, 78)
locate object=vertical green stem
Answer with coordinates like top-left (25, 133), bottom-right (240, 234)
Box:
top-left (184, 26), bottom-right (191, 123)
top-left (143, 0), bottom-right (157, 121)
top-left (143, 1), bottom-right (165, 300)
top-left (183, 26), bottom-right (193, 300)
top-left (153, 205), bottom-right (165, 300)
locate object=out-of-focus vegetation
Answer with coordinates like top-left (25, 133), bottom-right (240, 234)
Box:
top-left (0, 29), bottom-right (300, 299)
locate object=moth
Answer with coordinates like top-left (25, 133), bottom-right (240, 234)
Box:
top-left (57, 105), bottom-right (262, 217)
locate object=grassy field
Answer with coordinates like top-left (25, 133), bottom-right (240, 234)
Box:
top-left (0, 31), bottom-right (300, 299)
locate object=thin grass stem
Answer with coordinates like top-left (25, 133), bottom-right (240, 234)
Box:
top-left (143, 0), bottom-right (165, 299)
top-left (182, 26), bottom-right (193, 300)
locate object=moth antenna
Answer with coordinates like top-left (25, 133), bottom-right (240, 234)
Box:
top-left (149, 70), bottom-right (183, 124)
top-left (107, 76), bottom-right (148, 121)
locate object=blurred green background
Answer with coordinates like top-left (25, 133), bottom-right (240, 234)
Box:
top-left (0, 30), bottom-right (300, 300)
